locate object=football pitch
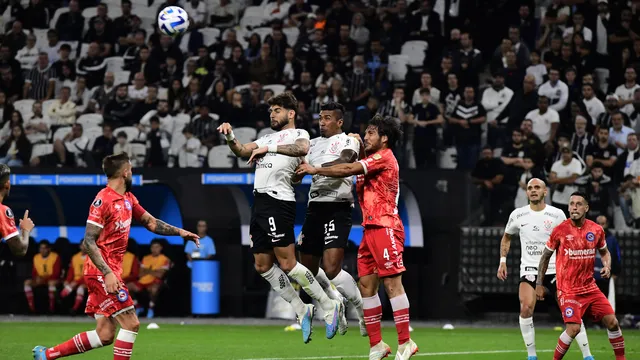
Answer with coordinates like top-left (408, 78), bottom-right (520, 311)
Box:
top-left (1, 321), bottom-right (638, 359)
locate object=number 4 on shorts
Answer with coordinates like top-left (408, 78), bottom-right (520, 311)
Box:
top-left (383, 248), bottom-right (390, 260)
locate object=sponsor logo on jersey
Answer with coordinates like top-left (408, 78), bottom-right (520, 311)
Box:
top-left (124, 200), bottom-right (132, 210)
top-left (564, 248), bottom-right (596, 258)
top-left (5, 208), bottom-right (13, 218)
top-left (114, 218), bottom-right (132, 232)
top-left (544, 212), bottom-right (559, 219)
top-left (517, 212), bottom-right (530, 219)
top-left (524, 266), bottom-right (537, 272)
top-left (532, 225), bottom-right (540, 232)
top-left (93, 198), bottom-right (103, 208)
top-left (586, 232), bottom-right (595, 242)
top-left (114, 204), bottom-right (122, 211)
top-left (117, 289), bottom-right (129, 303)
top-left (278, 132), bottom-right (288, 143)
top-left (565, 307), bottom-right (574, 318)
top-left (565, 234), bottom-right (574, 241)
top-left (372, 153), bottom-right (382, 160)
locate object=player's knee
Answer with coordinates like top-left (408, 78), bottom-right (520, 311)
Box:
top-left (604, 316), bottom-right (620, 331)
top-left (277, 259), bottom-right (297, 273)
top-left (519, 302), bottom-right (535, 318)
top-left (126, 319), bottom-right (141, 333)
top-left (322, 262), bottom-right (341, 280)
top-left (97, 327), bottom-right (116, 345)
top-left (566, 323), bottom-right (581, 337)
top-left (254, 262), bottom-right (273, 274)
top-left (382, 276), bottom-right (404, 298)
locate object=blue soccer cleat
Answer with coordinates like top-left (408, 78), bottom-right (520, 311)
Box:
top-left (324, 299), bottom-right (342, 339)
top-left (299, 304), bottom-right (315, 344)
top-left (33, 346), bottom-right (48, 360)
top-left (584, 356), bottom-right (595, 360)
top-left (146, 308), bottom-right (155, 319)
top-left (527, 356), bottom-right (538, 360)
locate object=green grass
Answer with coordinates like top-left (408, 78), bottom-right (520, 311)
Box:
top-left (0, 322), bottom-right (638, 359)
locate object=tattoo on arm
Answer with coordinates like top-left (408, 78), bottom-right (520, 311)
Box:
top-left (228, 139), bottom-right (254, 158)
top-left (139, 214), bottom-right (181, 236)
top-left (322, 149), bottom-right (358, 167)
top-left (6, 229), bottom-right (30, 256)
top-left (277, 139), bottom-right (309, 157)
top-left (536, 248), bottom-right (554, 284)
top-left (500, 233), bottom-right (511, 258)
top-left (81, 224), bottom-right (112, 275)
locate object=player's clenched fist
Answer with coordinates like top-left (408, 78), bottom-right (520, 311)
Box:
top-left (535, 285), bottom-right (545, 301)
top-left (19, 210), bottom-right (34, 232)
top-left (496, 262), bottom-right (507, 281)
top-left (217, 123), bottom-right (233, 135)
top-left (104, 272), bottom-right (120, 294)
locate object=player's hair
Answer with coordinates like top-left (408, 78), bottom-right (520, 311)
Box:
top-left (267, 92), bottom-right (298, 116)
top-left (319, 101), bottom-right (345, 120)
top-left (102, 152), bottom-right (130, 179)
top-left (368, 114), bottom-right (403, 150)
top-left (570, 191), bottom-right (589, 204)
top-left (39, 240), bottom-right (50, 247)
top-left (0, 164), bottom-right (10, 185)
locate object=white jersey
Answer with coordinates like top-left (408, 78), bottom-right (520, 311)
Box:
top-left (504, 204), bottom-right (567, 277)
top-left (306, 133), bottom-right (360, 203)
top-left (253, 128), bottom-right (310, 202)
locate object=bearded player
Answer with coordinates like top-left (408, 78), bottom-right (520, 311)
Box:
top-left (296, 114), bottom-right (418, 360)
top-left (33, 153), bottom-right (199, 360)
top-left (537, 191), bottom-right (626, 360)
top-left (498, 178), bottom-right (593, 360)
top-left (0, 164), bottom-right (34, 256)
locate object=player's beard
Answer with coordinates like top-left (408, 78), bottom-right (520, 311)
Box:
top-left (270, 115), bottom-right (289, 131)
top-left (125, 176), bottom-right (133, 192)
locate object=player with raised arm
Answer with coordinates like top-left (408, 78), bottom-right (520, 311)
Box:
top-left (33, 153), bottom-right (199, 360)
top-left (0, 164), bottom-right (34, 256)
top-left (294, 101), bottom-right (366, 337)
top-left (498, 178), bottom-right (593, 360)
top-left (296, 115), bottom-right (418, 360)
top-left (217, 93), bottom-right (344, 344)
top-left (538, 191), bottom-right (626, 360)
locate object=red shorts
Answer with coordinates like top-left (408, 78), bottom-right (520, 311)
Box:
top-left (558, 290), bottom-right (615, 324)
top-left (357, 227), bottom-right (406, 278)
top-left (84, 275), bottom-right (134, 318)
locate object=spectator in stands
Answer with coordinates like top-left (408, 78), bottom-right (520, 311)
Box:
top-left (48, 86), bottom-right (76, 126)
top-left (586, 127), bottom-right (618, 178)
top-left (129, 46), bottom-right (161, 86)
top-left (411, 72), bottom-right (439, 106)
top-left (84, 18), bottom-right (115, 58)
top-left (31, 123), bottom-right (88, 167)
top-left (0, 91), bottom-right (13, 125)
top-left (279, 47), bottom-right (303, 87)
top-left (472, 146), bottom-right (505, 225)
top-left (514, 156), bottom-right (545, 208)
top-left (0, 45), bottom-right (21, 77)
top-left (113, 130), bottom-right (133, 156)
top-left (594, 215), bottom-right (621, 296)
top-left (88, 2), bottom-right (113, 34)
top-left (203, 58), bottom-right (234, 96)
top-left (41, 30), bottom-right (61, 64)
top-left (210, 0), bottom-right (237, 27)
top-left (19, 0), bottom-right (49, 30)
top-left (4, 20), bottom-right (27, 54)
top-left (24, 102), bottom-right (50, 144)
top-left (610, 112), bottom-right (635, 155)
top-left (52, 44), bottom-right (74, 86)
top-left (24, 240), bottom-right (60, 313)
top-left (128, 72), bottom-right (149, 102)
top-left (615, 133), bottom-right (640, 181)
top-left (89, 71), bottom-right (114, 113)
top-left (615, 66), bottom-right (640, 118)
top-left (145, 116), bottom-right (170, 167)
top-left (184, 0), bottom-right (207, 28)
top-left (132, 85), bottom-right (158, 121)
top-left (185, 220), bottom-right (216, 269)
top-left (211, 29), bottom-right (241, 61)
top-left (184, 78), bottom-right (203, 116)
top-left (538, 67), bottom-right (569, 114)
top-left (16, 34), bottom-right (39, 72)
top-left (129, 239), bottom-right (171, 319)
top-left (90, 123), bottom-right (116, 166)
top-left (526, 50), bottom-right (547, 87)
top-left (483, 71), bottom-right (513, 149)
top-left (190, 103), bottom-right (218, 148)
top-left (597, 94), bottom-right (630, 131)
top-left (618, 175), bottom-right (640, 227)
top-left (179, 125), bottom-right (203, 168)
top-left (524, 95), bottom-right (559, 150)
top-left (501, 129), bottom-right (528, 186)
top-left (24, 53), bottom-right (56, 101)
top-left (582, 83), bottom-right (605, 122)
top-left (293, 72), bottom-right (316, 109)
top-left (0, 67), bottom-right (22, 103)
top-left (122, 31), bottom-right (147, 69)
top-left (0, 111), bottom-right (24, 144)
top-left (309, 83), bottom-right (329, 114)
top-left (450, 86), bottom-right (486, 170)
top-left (570, 115), bottom-right (594, 160)
top-left (411, 88), bottom-right (442, 169)
top-left (159, 57), bottom-right (181, 89)
top-left (114, 0), bottom-right (135, 41)
top-left (60, 246), bottom-right (87, 313)
top-left (345, 55), bottom-right (372, 108)
top-left (77, 42), bottom-right (106, 90)
top-left (103, 84), bottom-right (134, 128)
top-left (56, 0), bottom-right (84, 42)
top-left (150, 35), bottom-right (183, 70)
top-left (300, 29), bottom-right (329, 74)
top-left (0, 124), bottom-right (31, 166)
top-left (72, 77), bottom-right (92, 114)
top-left (549, 146), bottom-right (583, 217)
top-left (576, 164), bottom-right (611, 220)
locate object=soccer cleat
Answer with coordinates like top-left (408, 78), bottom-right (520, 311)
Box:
top-left (338, 297), bottom-right (348, 335)
top-left (359, 319), bottom-right (368, 336)
top-left (583, 357), bottom-right (595, 360)
top-left (369, 341), bottom-right (392, 360)
top-left (324, 299), bottom-right (343, 339)
top-left (298, 304), bottom-right (315, 344)
top-left (146, 308), bottom-right (155, 319)
top-left (32, 346), bottom-right (48, 360)
top-left (395, 339), bottom-right (418, 360)
top-left (527, 356), bottom-right (538, 360)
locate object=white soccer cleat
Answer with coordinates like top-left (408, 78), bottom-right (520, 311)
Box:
top-left (359, 319), bottom-right (368, 336)
top-left (338, 297), bottom-right (348, 335)
top-left (394, 339), bottom-right (418, 360)
top-left (369, 341), bottom-right (392, 360)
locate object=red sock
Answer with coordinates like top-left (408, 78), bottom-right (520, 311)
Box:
top-left (553, 331), bottom-right (574, 360)
top-left (390, 293), bottom-right (411, 345)
top-left (113, 329), bottom-right (137, 359)
top-left (48, 286), bottom-right (56, 312)
top-left (61, 285), bottom-right (73, 298)
top-left (363, 295), bottom-right (383, 347)
top-left (608, 329), bottom-right (626, 360)
top-left (24, 285), bottom-right (35, 312)
top-left (72, 287), bottom-right (85, 311)
top-left (45, 330), bottom-right (103, 359)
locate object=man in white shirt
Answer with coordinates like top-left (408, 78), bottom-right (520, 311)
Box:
top-left (562, 12), bottom-right (593, 42)
top-left (582, 84), bottom-right (605, 124)
top-left (614, 66), bottom-right (640, 117)
top-left (609, 112), bottom-right (635, 155)
top-left (538, 68), bottom-right (569, 113)
top-left (24, 102), bottom-right (51, 144)
top-left (48, 87), bottom-right (77, 126)
top-left (548, 146), bottom-right (583, 216)
top-left (182, 0), bottom-right (207, 28)
top-left (30, 123), bottom-right (88, 167)
top-left (128, 72), bottom-right (148, 102)
top-left (483, 72), bottom-right (514, 148)
top-left (16, 35), bottom-right (39, 71)
top-left (525, 96), bottom-right (560, 144)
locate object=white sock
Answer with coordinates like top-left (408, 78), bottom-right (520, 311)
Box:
top-left (575, 322), bottom-right (592, 357)
top-left (332, 270), bottom-right (364, 321)
top-left (114, 329), bottom-right (137, 359)
top-left (315, 268), bottom-right (342, 301)
top-left (260, 265), bottom-right (307, 317)
top-left (557, 331), bottom-right (574, 356)
top-left (288, 262), bottom-right (335, 312)
top-left (86, 330), bottom-right (103, 348)
top-left (519, 316), bottom-right (536, 356)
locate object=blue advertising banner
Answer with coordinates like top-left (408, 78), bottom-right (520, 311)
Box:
top-left (11, 174), bottom-right (143, 186)
top-left (191, 260), bottom-right (220, 315)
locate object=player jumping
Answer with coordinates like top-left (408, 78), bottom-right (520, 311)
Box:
top-left (218, 93), bottom-right (344, 344)
top-left (295, 101), bottom-right (366, 336)
top-left (498, 178), bottom-right (593, 360)
top-left (33, 153), bottom-right (199, 359)
top-left (296, 115), bottom-right (418, 360)
top-left (0, 164), bottom-right (34, 256)
top-left (538, 191), bottom-right (626, 360)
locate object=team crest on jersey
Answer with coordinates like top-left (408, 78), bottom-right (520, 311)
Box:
top-left (92, 199), bottom-right (103, 208)
top-left (117, 289), bottom-right (129, 303)
top-left (564, 307), bottom-right (574, 318)
top-left (329, 142), bottom-right (339, 154)
top-left (372, 153), bottom-right (382, 160)
top-left (586, 232), bottom-right (595, 242)
top-left (278, 132), bottom-right (288, 143)
top-left (565, 234), bottom-right (574, 241)
top-left (5, 208), bottom-right (13, 218)
top-left (124, 200), bottom-right (132, 210)
top-left (544, 219), bottom-right (553, 230)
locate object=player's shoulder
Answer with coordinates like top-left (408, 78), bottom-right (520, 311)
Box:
top-left (551, 219), bottom-right (572, 232)
top-left (585, 219), bottom-right (604, 233)
top-left (509, 205), bottom-right (530, 219)
top-left (0, 203), bottom-right (14, 220)
top-left (544, 205), bottom-right (566, 217)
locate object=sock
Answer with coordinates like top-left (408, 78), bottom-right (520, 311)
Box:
top-left (519, 316), bottom-right (536, 357)
top-left (45, 330), bottom-right (103, 359)
top-left (260, 265), bottom-right (307, 317)
top-left (575, 322), bottom-right (592, 357)
top-left (607, 328), bottom-right (625, 359)
top-left (315, 268), bottom-right (342, 301)
top-left (554, 331), bottom-right (574, 360)
top-left (390, 293), bottom-right (411, 345)
top-left (363, 294), bottom-right (383, 347)
top-left (288, 262), bottom-right (335, 312)
top-left (113, 329), bottom-right (137, 360)
top-left (332, 270), bottom-right (364, 322)
top-left (72, 287), bottom-right (85, 311)
top-left (24, 285), bottom-right (35, 311)
top-left (48, 285), bottom-right (56, 311)
top-left (61, 285), bottom-right (73, 298)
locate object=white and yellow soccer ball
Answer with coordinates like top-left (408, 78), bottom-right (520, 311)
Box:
top-left (158, 6), bottom-right (190, 37)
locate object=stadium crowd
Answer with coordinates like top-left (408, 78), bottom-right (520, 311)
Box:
top-left (1, 0), bottom-right (640, 227)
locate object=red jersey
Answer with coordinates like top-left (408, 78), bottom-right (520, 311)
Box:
top-left (546, 219), bottom-right (607, 296)
top-left (356, 148), bottom-right (403, 231)
top-left (84, 187), bottom-right (146, 279)
top-left (0, 204), bottom-right (19, 241)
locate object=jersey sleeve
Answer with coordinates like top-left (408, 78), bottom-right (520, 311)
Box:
top-left (129, 193), bottom-right (147, 221)
top-left (504, 211), bottom-right (519, 235)
top-left (159, 255), bottom-right (171, 270)
top-left (343, 137), bottom-right (360, 157)
top-left (596, 226), bottom-right (607, 250)
top-left (546, 226), bottom-right (562, 251)
top-left (294, 129), bottom-right (310, 141)
top-left (358, 151), bottom-right (391, 175)
top-left (254, 135), bottom-right (267, 147)
top-left (0, 207), bottom-right (19, 241)
top-left (87, 196), bottom-right (108, 228)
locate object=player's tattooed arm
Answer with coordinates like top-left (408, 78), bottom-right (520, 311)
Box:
top-left (277, 138), bottom-right (310, 157)
top-left (6, 210), bottom-right (35, 256)
top-left (138, 212), bottom-right (181, 236)
top-left (82, 223), bottom-right (112, 275)
top-left (228, 139), bottom-right (258, 158)
top-left (321, 149), bottom-right (358, 167)
top-left (499, 233), bottom-right (511, 258)
top-left (536, 248), bottom-right (554, 285)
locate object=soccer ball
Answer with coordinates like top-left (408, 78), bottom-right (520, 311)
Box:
top-left (158, 6), bottom-right (190, 37)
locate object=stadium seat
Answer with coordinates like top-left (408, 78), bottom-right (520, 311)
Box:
top-left (173, 114), bottom-right (191, 136)
top-left (50, 8), bottom-right (69, 29)
top-left (53, 126), bottom-right (72, 142)
top-left (158, 87), bottom-right (168, 100)
top-left (33, 28), bottom-right (49, 49)
top-left (240, 15), bottom-right (267, 29)
top-left (234, 127), bottom-right (257, 144)
top-left (85, 126), bottom-right (104, 149)
top-left (438, 147), bottom-right (458, 169)
top-left (200, 27), bottom-right (221, 47)
top-left (30, 143), bottom-right (53, 161)
top-left (256, 127), bottom-right (275, 139)
top-left (104, 57), bottom-right (125, 73)
top-left (79, 43), bottom-right (90, 59)
top-left (114, 71), bottom-right (131, 86)
top-left (243, 6), bottom-right (264, 17)
top-left (170, 132), bottom-right (186, 154)
top-left (401, 41), bottom-right (428, 68)
top-left (252, 27), bottom-right (272, 42)
top-left (76, 114), bottom-right (103, 129)
top-left (223, 28), bottom-right (248, 49)
top-left (234, 84), bottom-right (250, 93)
top-left (263, 84), bottom-right (285, 96)
top-left (41, 99), bottom-right (56, 116)
top-left (13, 99), bottom-right (35, 118)
top-left (114, 126), bottom-right (144, 142)
top-left (207, 145), bottom-right (235, 168)
top-left (129, 143), bottom-right (147, 167)
top-left (282, 27), bottom-right (299, 47)
top-left (388, 55), bottom-right (410, 82)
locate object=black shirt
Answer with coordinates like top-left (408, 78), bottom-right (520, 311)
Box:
top-left (412, 102), bottom-right (440, 140)
top-left (501, 143), bottom-right (529, 185)
top-left (586, 142), bottom-right (618, 176)
top-left (451, 101), bottom-right (486, 144)
top-left (472, 158), bottom-right (504, 180)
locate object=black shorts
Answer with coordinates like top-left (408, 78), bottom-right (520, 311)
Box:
top-left (520, 274), bottom-right (558, 296)
top-left (298, 202), bottom-right (352, 257)
top-left (249, 192), bottom-right (296, 253)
